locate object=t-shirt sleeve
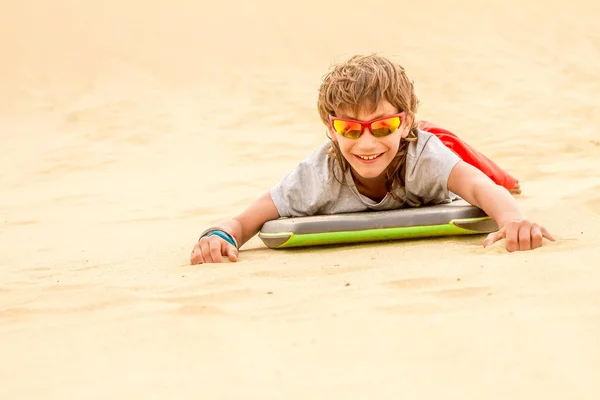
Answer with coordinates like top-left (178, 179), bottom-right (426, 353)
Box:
top-left (269, 159), bottom-right (330, 217)
top-left (404, 131), bottom-right (462, 206)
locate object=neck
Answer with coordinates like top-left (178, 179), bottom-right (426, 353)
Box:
top-left (351, 170), bottom-right (388, 201)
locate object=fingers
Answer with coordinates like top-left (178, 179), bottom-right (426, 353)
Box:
top-left (482, 220), bottom-right (555, 252)
top-left (190, 240), bottom-right (203, 265)
top-left (530, 224), bottom-right (543, 250)
top-left (208, 238), bottom-right (224, 263)
top-left (518, 222), bottom-right (532, 251)
top-left (483, 231), bottom-right (503, 248)
top-left (515, 222), bottom-right (555, 251)
top-left (226, 245), bottom-right (239, 262)
top-left (189, 238), bottom-right (210, 265)
top-left (189, 236), bottom-right (239, 265)
top-left (541, 225), bottom-right (555, 242)
top-left (504, 221), bottom-right (520, 252)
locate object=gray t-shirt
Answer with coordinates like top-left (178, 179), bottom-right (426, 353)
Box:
top-left (270, 129), bottom-right (461, 217)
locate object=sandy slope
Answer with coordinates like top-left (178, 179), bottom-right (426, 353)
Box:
top-left (1, 0), bottom-right (600, 398)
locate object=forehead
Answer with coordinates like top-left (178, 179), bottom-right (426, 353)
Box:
top-left (336, 100), bottom-right (398, 121)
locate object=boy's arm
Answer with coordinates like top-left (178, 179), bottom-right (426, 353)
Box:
top-left (190, 192), bottom-right (280, 264)
top-left (447, 161), bottom-right (554, 251)
top-left (218, 192), bottom-right (281, 248)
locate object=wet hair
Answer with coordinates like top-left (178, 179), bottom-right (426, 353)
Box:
top-left (317, 54), bottom-right (420, 195)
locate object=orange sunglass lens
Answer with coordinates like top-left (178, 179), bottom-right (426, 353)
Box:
top-left (333, 120), bottom-right (362, 139)
top-left (371, 116), bottom-right (401, 137)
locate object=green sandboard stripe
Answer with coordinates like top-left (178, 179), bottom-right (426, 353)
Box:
top-left (260, 218), bottom-right (491, 248)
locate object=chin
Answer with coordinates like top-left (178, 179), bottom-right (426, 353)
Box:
top-left (351, 165), bottom-right (386, 179)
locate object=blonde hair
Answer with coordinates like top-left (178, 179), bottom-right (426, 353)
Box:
top-left (317, 54), bottom-right (420, 195)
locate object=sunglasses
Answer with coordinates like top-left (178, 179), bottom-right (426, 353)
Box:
top-left (329, 112), bottom-right (406, 139)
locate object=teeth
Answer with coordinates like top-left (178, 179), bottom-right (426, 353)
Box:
top-left (358, 154), bottom-right (380, 160)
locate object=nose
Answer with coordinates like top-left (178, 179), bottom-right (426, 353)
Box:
top-left (356, 127), bottom-right (379, 149)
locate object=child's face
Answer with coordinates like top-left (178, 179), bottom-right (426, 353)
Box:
top-left (330, 100), bottom-right (411, 181)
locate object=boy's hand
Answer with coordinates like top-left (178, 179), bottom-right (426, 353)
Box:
top-left (190, 236), bottom-right (239, 264)
top-left (483, 219), bottom-right (555, 252)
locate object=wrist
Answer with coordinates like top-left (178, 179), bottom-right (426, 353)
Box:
top-left (496, 212), bottom-right (525, 229)
top-left (199, 227), bottom-right (239, 249)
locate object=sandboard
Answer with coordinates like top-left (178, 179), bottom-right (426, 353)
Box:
top-left (258, 199), bottom-right (498, 249)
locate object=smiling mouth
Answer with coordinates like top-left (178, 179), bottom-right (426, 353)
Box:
top-left (355, 153), bottom-right (384, 161)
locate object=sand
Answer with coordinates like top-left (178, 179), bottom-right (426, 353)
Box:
top-left (1, 0), bottom-right (600, 398)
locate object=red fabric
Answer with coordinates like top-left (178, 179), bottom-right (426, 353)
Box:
top-left (417, 120), bottom-right (517, 190)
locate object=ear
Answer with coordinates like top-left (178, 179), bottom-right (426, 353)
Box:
top-left (400, 113), bottom-right (415, 138)
top-left (327, 125), bottom-right (338, 142)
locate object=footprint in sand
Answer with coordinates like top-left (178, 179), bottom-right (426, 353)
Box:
top-left (378, 277), bottom-right (492, 315)
top-left (585, 194), bottom-right (600, 215)
top-left (156, 289), bottom-right (254, 317)
top-left (383, 277), bottom-right (491, 299)
top-left (177, 304), bottom-right (226, 316)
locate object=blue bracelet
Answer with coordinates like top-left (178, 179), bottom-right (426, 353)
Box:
top-left (206, 231), bottom-right (236, 247)
top-left (199, 227), bottom-right (239, 249)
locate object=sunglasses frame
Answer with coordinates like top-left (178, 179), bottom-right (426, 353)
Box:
top-left (329, 112), bottom-right (406, 139)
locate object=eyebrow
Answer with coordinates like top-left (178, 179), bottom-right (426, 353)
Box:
top-left (339, 112), bottom-right (392, 121)
top-left (368, 112), bottom-right (389, 120)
